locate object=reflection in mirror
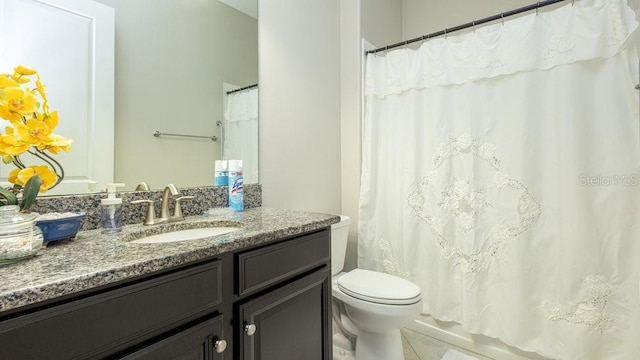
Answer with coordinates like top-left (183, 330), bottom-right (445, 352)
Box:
top-left (102, 0), bottom-right (258, 191)
top-left (223, 84), bottom-right (259, 184)
top-left (1, 0), bottom-right (258, 195)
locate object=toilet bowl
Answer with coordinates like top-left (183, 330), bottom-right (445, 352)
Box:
top-left (331, 216), bottom-right (422, 360)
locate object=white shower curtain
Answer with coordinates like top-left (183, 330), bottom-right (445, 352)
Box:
top-left (359, 1), bottom-right (640, 359)
top-left (224, 87), bottom-right (259, 183)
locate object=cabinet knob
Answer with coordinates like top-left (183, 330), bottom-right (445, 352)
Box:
top-left (214, 339), bottom-right (227, 353)
top-left (244, 323), bottom-right (257, 336)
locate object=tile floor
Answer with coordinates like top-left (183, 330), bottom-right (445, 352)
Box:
top-left (401, 328), bottom-right (493, 360)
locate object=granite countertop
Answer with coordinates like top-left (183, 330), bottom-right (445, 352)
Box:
top-left (0, 207), bottom-right (340, 314)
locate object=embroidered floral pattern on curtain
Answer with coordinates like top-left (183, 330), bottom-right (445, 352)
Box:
top-left (407, 134), bottom-right (542, 275)
top-left (358, 0), bottom-right (640, 359)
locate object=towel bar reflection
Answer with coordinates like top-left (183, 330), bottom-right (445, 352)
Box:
top-left (153, 131), bottom-right (218, 142)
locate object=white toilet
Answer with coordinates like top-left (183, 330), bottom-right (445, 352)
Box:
top-left (331, 216), bottom-right (422, 360)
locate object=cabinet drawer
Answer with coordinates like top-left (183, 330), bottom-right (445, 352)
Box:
top-left (237, 229), bottom-right (330, 296)
top-left (122, 314), bottom-right (225, 360)
top-left (0, 260), bottom-right (222, 360)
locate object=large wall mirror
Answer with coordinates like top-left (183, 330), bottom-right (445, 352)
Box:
top-left (0, 0), bottom-right (258, 195)
top-left (104, 0), bottom-right (259, 192)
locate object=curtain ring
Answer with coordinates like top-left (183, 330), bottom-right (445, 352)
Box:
top-left (536, 2), bottom-right (540, 15)
top-left (501, 12), bottom-right (505, 26)
top-left (472, 20), bottom-right (476, 32)
top-left (444, 28), bottom-right (447, 39)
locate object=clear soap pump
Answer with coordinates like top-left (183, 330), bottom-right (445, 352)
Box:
top-left (101, 183), bottom-right (125, 234)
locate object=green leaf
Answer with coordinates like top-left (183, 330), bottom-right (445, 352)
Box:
top-left (20, 175), bottom-right (41, 211)
top-left (0, 187), bottom-right (18, 206)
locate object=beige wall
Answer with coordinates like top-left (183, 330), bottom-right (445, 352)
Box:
top-left (340, 0), bottom-right (362, 271)
top-left (361, 0), bottom-right (403, 47)
top-left (403, 0), bottom-right (548, 39)
top-left (97, 0), bottom-right (257, 190)
top-left (258, 0), bottom-right (342, 214)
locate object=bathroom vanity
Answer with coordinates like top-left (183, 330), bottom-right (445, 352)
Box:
top-left (0, 208), bottom-right (338, 359)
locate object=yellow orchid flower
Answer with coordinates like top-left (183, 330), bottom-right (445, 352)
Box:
top-left (0, 74), bottom-right (19, 89)
top-left (0, 105), bottom-right (23, 123)
top-left (15, 117), bottom-right (53, 146)
top-left (3, 87), bottom-right (38, 117)
top-left (13, 65), bottom-right (37, 76)
top-left (10, 65), bottom-right (36, 85)
top-left (10, 73), bottom-right (30, 84)
top-left (0, 65), bottom-right (71, 197)
top-left (35, 75), bottom-right (48, 103)
top-left (39, 133), bottom-right (72, 154)
top-left (13, 116), bottom-right (70, 153)
top-left (9, 165), bottom-right (56, 192)
top-left (0, 127), bottom-right (29, 156)
top-left (36, 110), bottom-right (58, 130)
top-left (7, 168), bottom-right (19, 184)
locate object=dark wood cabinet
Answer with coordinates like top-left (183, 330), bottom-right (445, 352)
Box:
top-left (0, 228), bottom-right (332, 360)
top-left (0, 260), bottom-right (223, 360)
top-left (235, 229), bottom-right (331, 360)
top-left (122, 315), bottom-right (225, 360)
top-left (238, 268), bottom-right (331, 360)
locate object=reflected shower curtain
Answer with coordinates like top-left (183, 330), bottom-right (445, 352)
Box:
top-left (224, 87), bottom-right (259, 183)
top-left (359, 1), bottom-right (640, 359)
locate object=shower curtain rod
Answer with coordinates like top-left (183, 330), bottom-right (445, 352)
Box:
top-left (366, 0), bottom-right (568, 55)
top-left (227, 83), bottom-right (258, 94)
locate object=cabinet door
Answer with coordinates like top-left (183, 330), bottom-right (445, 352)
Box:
top-left (121, 315), bottom-right (227, 360)
top-left (239, 268), bottom-right (330, 360)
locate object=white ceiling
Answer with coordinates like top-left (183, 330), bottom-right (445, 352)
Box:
top-left (218, 0), bottom-right (257, 19)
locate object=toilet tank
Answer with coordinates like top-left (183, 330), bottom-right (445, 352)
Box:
top-left (331, 215), bottom-right (351, 276)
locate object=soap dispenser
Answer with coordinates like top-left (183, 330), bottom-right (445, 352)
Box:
top-left (101, 183), bottom-right (125, 234)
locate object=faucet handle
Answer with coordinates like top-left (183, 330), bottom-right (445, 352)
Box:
top-left (173, 196), bottom-right (194, 220)
top-left (131, 199), bottom-right (156, 226)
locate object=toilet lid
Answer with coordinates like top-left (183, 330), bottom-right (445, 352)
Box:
top-left (337, 269), bottom-right (422, 305)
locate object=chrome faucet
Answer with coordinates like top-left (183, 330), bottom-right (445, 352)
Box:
top-left (132, 184), bottom-right (193, 225)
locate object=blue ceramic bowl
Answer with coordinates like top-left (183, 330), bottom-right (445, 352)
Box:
top-left (36, 213), bottom-right (86, 243)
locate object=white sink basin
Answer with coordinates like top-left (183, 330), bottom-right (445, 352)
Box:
top-left (130, 227), bottom-right (238, 244)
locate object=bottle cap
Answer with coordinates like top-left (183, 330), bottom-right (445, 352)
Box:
top-left (215, 160), bottom-right (228, 172)
top-left (228, 160), bottom-right (243, 172)
top-left (101, 183), bottom-right (125, 205)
